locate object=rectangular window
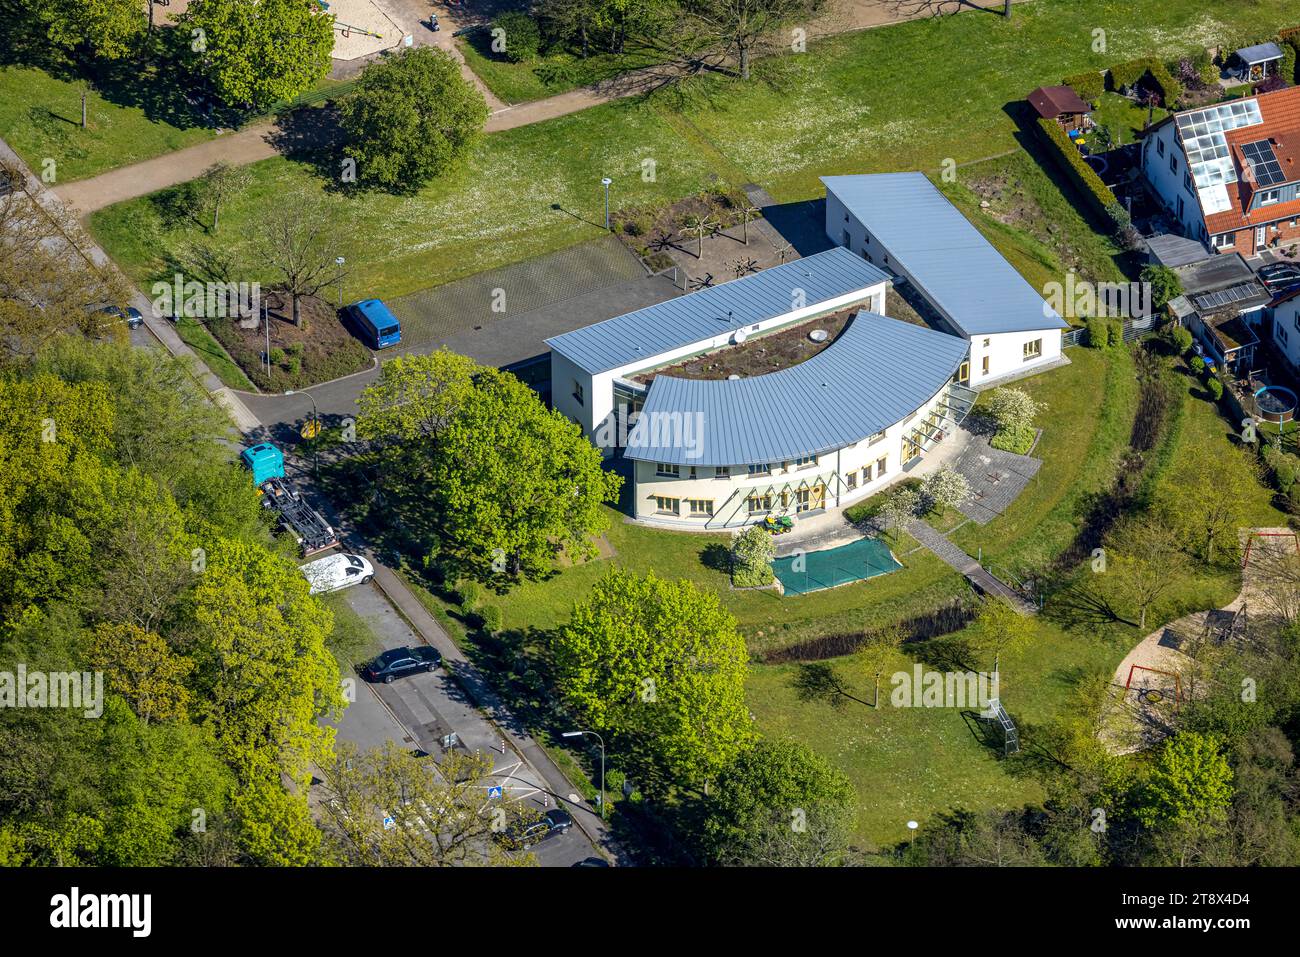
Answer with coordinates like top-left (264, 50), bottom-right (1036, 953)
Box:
top-left (982, 355), bottom-right (990, 375)
top-left (876, 456), bottom-right (887, 476)
top-left (793, 454), bottom-right (817, 468)
top-left (688, 498), bottom-right (714, 517)
top-left (845, 471), bottom-right (858, 490)
top-left (982, 338), bottom-right (990, 348)
top-left (747, 463), bottom-right (772, 476)
top-left (715, 466), bottom-right (731, 479)
top-left (1157, 138), bottom-right (1165, 157)
top-left (1023, 339), bottom-right (1043, 360)
top-left (573, 380), bottom-right (584, 406)
top-left (655, 463), bottom-right (680, 478)
top-left (746, 494), bottom-right (772, 515)
top-left (868, 430), bottom-right (886, 445)
top-left (1211, 232), bottom-right (1234, 250)
top-left (1169, 153), bottom-right (1177, 173)
top-left (654, 496), bottom-right (680, 515)
top-left (1259, 189), bottom-right (1279, 206)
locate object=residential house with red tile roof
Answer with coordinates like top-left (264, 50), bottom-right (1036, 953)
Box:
top-left (1141, 85), bottom-right (1300, 257)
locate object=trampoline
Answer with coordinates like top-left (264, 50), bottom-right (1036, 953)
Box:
top-left (1254, 385), bottom-right (1297, 424)
top-left (772, 537), bottom-right (902, 596)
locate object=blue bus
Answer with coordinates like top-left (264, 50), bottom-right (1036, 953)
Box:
top-left (346, 298), bottom-right (402, 349)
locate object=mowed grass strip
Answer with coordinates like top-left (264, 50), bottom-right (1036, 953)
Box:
top-left (88, 98), bottom-right (735, 302)
top-left (0, 64), bottom-right (216, 183)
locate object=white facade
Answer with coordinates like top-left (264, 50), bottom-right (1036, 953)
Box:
top-left (824, 189), bottom-right (1063, 386)
top-left (550, 282), bottom-right (888, 453)
top-left (1272, 296), bottom-right (1300, 370)
top-left (629, 378), bottom-right (955, 529)
top-left (1141, 120), bottom-right (1207, 242)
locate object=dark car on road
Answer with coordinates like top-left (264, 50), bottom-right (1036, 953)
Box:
top-left (498, 808), bottom-right (574, 850)
top-left (99, 305), bottom-right (144, 329)
top-left (1258, 262), bottom-right (1300, 293)
top-left (360, 646), bottom-right (442, 683)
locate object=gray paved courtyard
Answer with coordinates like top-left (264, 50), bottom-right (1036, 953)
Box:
top-left (950, 431), bottom-right (1042, 525)
top-left (387, 235), bottom-right (648, 349)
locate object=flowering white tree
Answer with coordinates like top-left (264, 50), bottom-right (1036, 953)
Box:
top-left (921, 466), bottom-right (971, 513)
top-left (880, 486), bottom-right (922, 539)
top-left (732, 524), bottom-right (776, 586)
top-left (983, 387), bottom-right (1043, 435)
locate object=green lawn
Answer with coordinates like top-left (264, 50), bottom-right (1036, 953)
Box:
top-left (88, 97), bottom-right (736, 302)
top-left (174, 317), bottom-right (255, 391)
top-left (1089, 91), bottom-right (1170, 148)
top-left (0, 64), bottom-right (216, 183)
top-left (748, 616), bottom-right (1130, 849)
top-left (677, 0), bottom-right (1299, 199)
top-left (456, 34), bottom-right (653, 105)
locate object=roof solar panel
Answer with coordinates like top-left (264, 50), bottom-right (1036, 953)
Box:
top-left (1241, 139), bottom-right (1287, 187)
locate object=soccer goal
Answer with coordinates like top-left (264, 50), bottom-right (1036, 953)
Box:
top-left (1242, 530), bottom-right (1300, 569)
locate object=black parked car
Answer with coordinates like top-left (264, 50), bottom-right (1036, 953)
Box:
top-left (99, 305), bottom-right (144, 329)
top-left (1258, 262), bottom-right (1300, 292)
top-left (360, 646), bottom-right (442, 683)
top-left (499, 808), bottom-right (574, 850)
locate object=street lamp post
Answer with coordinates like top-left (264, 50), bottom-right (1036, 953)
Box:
top-left (283, 389), bottom-right (319, 477)
top-left (562, 730), bottom-right (606, 818)
top-left (601, 177), bottom-right (612, 231)
top-left (335, 256), bottom-right (346, 308)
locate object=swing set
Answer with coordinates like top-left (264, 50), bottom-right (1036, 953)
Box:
top-left (313, 1), bottom-right (385, 40)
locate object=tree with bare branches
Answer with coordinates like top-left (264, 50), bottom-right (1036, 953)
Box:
top-left (253, 194), bottom-right (348, 329)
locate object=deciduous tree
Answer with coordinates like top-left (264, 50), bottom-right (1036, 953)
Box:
top-left (552, 570), bottom-right (753, 792)
top-left (340, 47), bottom-right (488, 192)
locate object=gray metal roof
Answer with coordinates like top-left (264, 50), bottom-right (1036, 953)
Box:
top-left (821, 172), bottom-right (1068, 337)
top-left (1237, 42), bottom-right (1284, 64)
top-left (625, 312), bottom-right (969, 467)
top-left (544, 247), bottom-right (889, 375)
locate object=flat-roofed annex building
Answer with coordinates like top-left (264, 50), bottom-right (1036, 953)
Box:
top-left (546, 247), bottom-right (978, 529)
top-left (822, 172), bottom-right (1068, 387)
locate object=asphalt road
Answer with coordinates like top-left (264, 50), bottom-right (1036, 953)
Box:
top-left (328, 582), bottom-right (603, 867)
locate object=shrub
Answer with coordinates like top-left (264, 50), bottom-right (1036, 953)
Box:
top-left (1288, 484), bottom-right (1300, 515)
top-left (1035, 117), bottom-right (1120, 222)
top-left (479, 604), bottom-right (503, 634)
top-left (1207, 377), bottom-right (1224, 401)
top-left (1086, 315), bottom-right (1110, 349)
top-left (286, 356), bottom-right (302, 376)
top-left (1190, 356), bottom-right (1206, 375)
top-left (1062, 70), bottom-right (1104, 102)
top-left (492, 12), bottom-right (542, 62)
top-left (732, 524), bottom-right (776, 588)
top-left (1169, 326), bottom-right (1193, 354)
top-left (457, 580), bottom-right (483, 612)
top-left (1107, 320), bottom-right (1123, 348)
top-left (1264, 444), bottom-right (1300, 490)
top-left (269, 347), bottom-right (287, 366)
top-left (1281, 38), bottom-right (1298, 85)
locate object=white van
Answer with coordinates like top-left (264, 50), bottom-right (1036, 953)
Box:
top-left (300, 553), bottom-right (374, 595)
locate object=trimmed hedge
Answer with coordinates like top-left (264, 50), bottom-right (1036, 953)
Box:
top-left (1106, 57), bottom-right (1183, 107)
top-left (1062, 70), bottom-right (1104, 103)
top-left (1035, 116), bottom-right (1120, 223)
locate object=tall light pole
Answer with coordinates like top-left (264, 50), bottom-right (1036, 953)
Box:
top-left (263, 298), bottom-right (271, 379)
top-left (601, 177), bottom-right (612, 231)
top-left (283, 389), bottom-right (319, 477)
top-left (335, 256), bottom-right (346, 308)
top-left (562, 729), bottom-right (606, 818)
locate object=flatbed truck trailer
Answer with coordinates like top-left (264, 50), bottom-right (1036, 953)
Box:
top-left (240, 442), bottom-right (339, 556)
